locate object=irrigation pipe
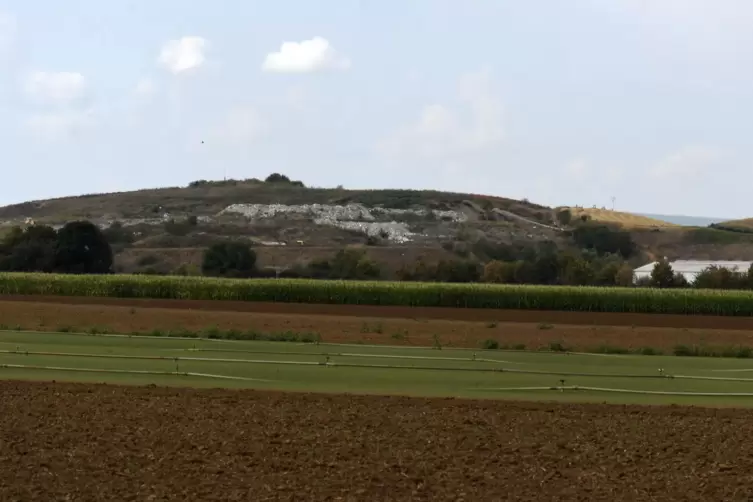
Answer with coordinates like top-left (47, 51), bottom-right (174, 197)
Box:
top-left (0, 348), bottom-right (706, 379)
top-left (188, 348), bottom-right (522, 365)
top-left (565, 351), bottom-right (632, 358)
top-left (476, 385), bottom-right (753, 397)
top-left (8, 349), bottom-right (753, 382)
top-left (0, 349), bottom-right (323, 366)
top-left (0, 347), bottom-right (522, 366)
top-left (673, 374), bottom-right (753, 383)
top-left (0, 330), bottom-right (616, 358)
top-left (0, 363), bottom-right (272, 382)
top-left (0, 329), bottom-right (665, 360)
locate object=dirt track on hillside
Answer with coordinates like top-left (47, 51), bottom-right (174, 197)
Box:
top-left (4, 294), bottom-right (753, 330)
top-left (1, 381), bottom-right (752, 501)
top-left (4, 297), bottom-right (753, 351)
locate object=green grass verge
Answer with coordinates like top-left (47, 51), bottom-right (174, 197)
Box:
top-left (4, 330), bottom-right (753, 406)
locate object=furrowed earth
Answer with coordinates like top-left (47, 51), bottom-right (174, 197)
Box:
top-left (5, 296), bottom-right (753, 500)
top-left (1, 296), bottom-right (753, 352)
top-left (2, 381), bottom-right (753, 501)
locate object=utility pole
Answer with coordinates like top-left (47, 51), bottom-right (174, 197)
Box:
top-left (611, 196), bottom-right (616, 211)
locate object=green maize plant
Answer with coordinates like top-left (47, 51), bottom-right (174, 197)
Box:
top-left (1, 272), bottom-right (753, 316)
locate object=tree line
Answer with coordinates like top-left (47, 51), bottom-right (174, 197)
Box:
top-left (640, 258), bottom-right (753, 290)
top-left (4, 219), bottom-right (753, 291)
top-left (0, 222), bottom-right (113, 274)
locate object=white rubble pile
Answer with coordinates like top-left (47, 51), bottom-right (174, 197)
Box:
top-left (221, 203), bottom-right (375, 222)
top-left (331, 221), bottom-right (416, 243)
top-left (371, 207), bottom-right (468, 222)
top-left (219, 203), bottom-right (465, 242)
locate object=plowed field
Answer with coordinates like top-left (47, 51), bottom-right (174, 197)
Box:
top-left (6, 294), bottom-right (753, 329)
top-left (1, 381), bottom-right (752, 501)
top-left (2, 298), bottom-right (753, 352)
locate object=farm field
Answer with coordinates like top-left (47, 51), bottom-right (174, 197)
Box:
top-left (6, 272), bottom-right (753, 316)
top-left (4, 298), bottom-right (753, 353)
top-left (5, 295), bottom-right (753, 500)
top-left (5, 330), bottom-right (753, 406)
top-left (3, 381), bottom-right (753, 501)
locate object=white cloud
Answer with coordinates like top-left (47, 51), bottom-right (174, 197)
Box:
top-left (24, 109), bottom-right (97, 139)
top-left (377, 68), bottom-right (504, 160)
top-left (208, 106), bottom-right (265, 145)
top-left (649, 146), bottom-right (723, 179)
top-left (262, 37), bottom-right (350, 73)
top-left (158, 36), bottom-right (208, 74)
top-left (23, 71), bottom-right (86, 105)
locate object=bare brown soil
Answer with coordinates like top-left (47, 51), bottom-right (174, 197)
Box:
top-left (4, 299), bottom-right (753, 352)
top-left (1, 381), bottom-right (753, 501)
top-left (6, 294), bottom-right (753, 330)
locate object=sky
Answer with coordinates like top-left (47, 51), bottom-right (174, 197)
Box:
top-left (1, 0), bottom-right (753, 218)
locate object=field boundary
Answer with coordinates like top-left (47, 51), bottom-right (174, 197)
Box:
top-left (4, 294), bottom-right (753, 329)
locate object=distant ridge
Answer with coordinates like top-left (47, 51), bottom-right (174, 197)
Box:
top-left (636, 213), bottom-right (729, 227)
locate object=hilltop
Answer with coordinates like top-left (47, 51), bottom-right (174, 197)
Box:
top-left (712, 218), bottom-right (753, 233)
top-left (4, 176), bottom-right (753, 275)
top-left (563, 207), bottom-right (677, 229)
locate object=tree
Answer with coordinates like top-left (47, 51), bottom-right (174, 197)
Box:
top-left (327, 249), bottom-right (381, 280)
top-left (265, 173), bottom-right (291, 183)
top-left (650, 258), bottom-right (675, 288)
top-left (264, 172), bottom-right (305, 187)
top-left (614, 263), bottom-right (635, 287)
top-left (694, 265), bottom-right (747, 290)
top-left (433, 259), bottom-right (480, 283)
top-left (482, 260), bottom-right (516, 283)
top-left (202, 242), bottom-right (256, 278)
top-left (559, 256), bottom-right (594, 285)
top-left (555, 209), bottom-right (572, 227)
top-left (572, 224), bottom-right (635, 258)
top-left (0, 225), bottom-right (57, 272)
top-left (54, 221), bottom-right (113, 274)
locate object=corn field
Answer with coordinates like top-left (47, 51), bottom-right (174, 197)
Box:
top-left (0, 272), bottom-right (752, 316)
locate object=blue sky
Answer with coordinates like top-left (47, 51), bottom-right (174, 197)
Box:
top-left (1, 0), bottom-right (752, 218)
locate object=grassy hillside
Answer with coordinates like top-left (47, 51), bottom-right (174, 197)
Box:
top-left (566, 207), bottom-right (676, 228)
top-left (0, 178), bottom-right (569, 275)
top-left (713, 218), bottom-right (753, 233)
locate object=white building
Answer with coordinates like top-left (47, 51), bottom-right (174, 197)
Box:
top-left (633, 260), bottom-right (753, 284)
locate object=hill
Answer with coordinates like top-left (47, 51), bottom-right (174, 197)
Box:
top-left (564, 207), bottom-right (677, 228)
top-left (712, 218), bottom-right (753, 233)
top-left (0, 178), bottom-right (567, 275)
top-left (4, 177), bottom-right (753, 275)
